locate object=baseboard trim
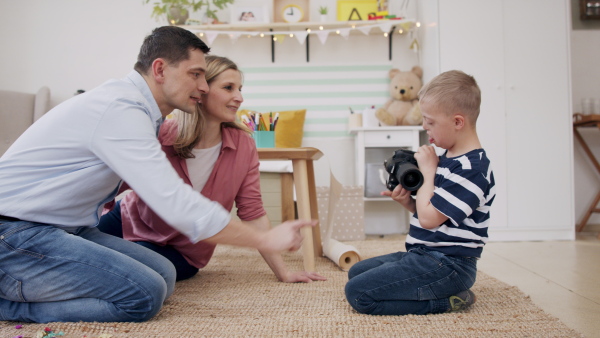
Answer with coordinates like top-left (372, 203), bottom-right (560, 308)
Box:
top-left (488, 228), bottom-right (575, 242)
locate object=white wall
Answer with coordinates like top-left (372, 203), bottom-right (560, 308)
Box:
top-left (0, 0), bottom-right (422, 105)
top-left (0, 1), bottom-right (158, 106)
top-left (2, 0), bottom-right (595, 233)
top-left (571, 30), bottom-right (600, 227)
top-left (0, 0), bottom-right (426, 189)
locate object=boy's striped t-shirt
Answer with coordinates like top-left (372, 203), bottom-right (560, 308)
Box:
top-left (405, 149), bottom-right (495, 258)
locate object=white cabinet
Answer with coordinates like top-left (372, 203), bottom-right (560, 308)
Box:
top-left (350, 126), bottom-right (427, 234)
top-left (436, 0), bottom-right (574, 241)
top-left (351, 126), bottom-right (427, 196)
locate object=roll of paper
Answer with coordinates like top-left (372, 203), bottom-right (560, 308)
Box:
top-left (321, 172), bottom-right (362, 271)
top-left (323, 238), bottom-right (361, 271)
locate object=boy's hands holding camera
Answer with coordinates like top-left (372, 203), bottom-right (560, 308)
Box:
top-left (382, 145), bottom-right (446, 228)
top-left (413, 145), bottom-right (448, 229)
top-left (381, 185), bottom-right (416, 213)
top-left (414, 145), bottom-right (439, 178)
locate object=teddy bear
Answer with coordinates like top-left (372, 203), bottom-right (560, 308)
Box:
top-left (375, 66), bottom-right (423, 126)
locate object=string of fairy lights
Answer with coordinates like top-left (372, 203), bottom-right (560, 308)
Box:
top-left (184, 19), bottom-right (420, 50)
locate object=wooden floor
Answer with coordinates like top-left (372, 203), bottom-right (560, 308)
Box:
top-left (477, 231), bottom-right (600, 338)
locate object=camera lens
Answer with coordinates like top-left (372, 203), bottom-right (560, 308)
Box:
top-left (397, 166), bottom-right (424, 191)
top-left (402, 171), bottom-right (422, 190)
top-left (384, 149), bottom-right (424, 192)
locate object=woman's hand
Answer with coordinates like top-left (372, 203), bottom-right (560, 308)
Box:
top-left (246, 215), bottom-right (327, 283)
top-left (280, 270), bottom-right (327, 283)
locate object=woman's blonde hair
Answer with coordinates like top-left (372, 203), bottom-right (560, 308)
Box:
top-left (418, 70), bottom-right (481, 124)
top-left (172, 55), bottom-right (247, 159)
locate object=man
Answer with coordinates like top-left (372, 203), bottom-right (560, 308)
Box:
top-left (0, 26), bottom-right (314, 323)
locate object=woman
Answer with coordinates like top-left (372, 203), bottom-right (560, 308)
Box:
top-left (99, 55), bottom-right (325, 283)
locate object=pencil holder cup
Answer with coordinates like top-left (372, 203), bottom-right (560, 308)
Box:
top-left (253, 131), bottom-right (275, 148)
top-left (348, 113), bottom-right (363, 129)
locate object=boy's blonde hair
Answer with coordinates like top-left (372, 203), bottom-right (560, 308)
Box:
top-left (418, 70), bottom-right (481, 124)
top-left (172, 55), bottom-right (247, 159)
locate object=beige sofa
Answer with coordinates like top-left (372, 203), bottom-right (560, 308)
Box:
top-left (0, 87), bottom-right (51, 156)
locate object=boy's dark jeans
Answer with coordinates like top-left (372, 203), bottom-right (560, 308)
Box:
top-left (345, 247), bottom-right (477, 315)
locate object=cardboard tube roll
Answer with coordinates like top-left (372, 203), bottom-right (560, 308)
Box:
top-left (323, 238), bottom-right (361, 271)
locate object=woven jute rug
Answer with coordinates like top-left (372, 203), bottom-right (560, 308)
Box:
top-left (0, 239), bottom-right (582, 337)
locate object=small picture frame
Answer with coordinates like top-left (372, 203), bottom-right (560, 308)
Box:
top-left (230, 4), bottom-right (269, 23)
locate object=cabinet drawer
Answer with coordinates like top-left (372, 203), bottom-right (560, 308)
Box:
top-left (364, 130), bottom-right (416, 147)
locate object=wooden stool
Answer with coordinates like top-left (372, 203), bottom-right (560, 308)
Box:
top-left (573, 113), bottom-right (600, 239)
top-left (258, 147), bottom-right (323, 271)
top-left (279, 172), bottom-right (296, 222)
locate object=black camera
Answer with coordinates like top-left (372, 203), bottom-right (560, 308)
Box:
top-left (384, 149), bottom-right (424, 192)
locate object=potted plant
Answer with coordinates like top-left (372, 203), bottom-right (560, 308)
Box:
top-left (144, 0), bottom-right (234, 25)
top-left (318, 6), bottom-right (328, 22)
top-left (202, 0), bottom-right (234, 24)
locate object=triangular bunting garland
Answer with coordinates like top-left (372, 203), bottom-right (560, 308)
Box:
top-left (410, 38), bottom-right (420, 53)
top-left (339, 28), bottom-right (351, 39)
top-left (274, 34), bottom-right (286, 43)
top-left (378, 22), bottom-right (393, 34)
top-left (294, 30), bottom-right (309, 44)
top-left (357, 25), bottom-right (372, 35)
top-left (185, 19), bottom-right (418, 47)
top-left (204, 31), bottom-right (219, 45)
top-left (400, 22), bottom-right (413, 31)
top-left (316, 30), bottom-right (330, 44)
top-left (228, 32), bottom-right (241, 43)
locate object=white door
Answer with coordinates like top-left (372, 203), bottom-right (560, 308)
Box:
top-left (436, 0), bottom-right (574, 240)
top-left (438, 0), bottom-right (509, 232)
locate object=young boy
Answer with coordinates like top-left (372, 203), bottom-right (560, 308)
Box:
top-left (345, 70), bottom-right (495, 315)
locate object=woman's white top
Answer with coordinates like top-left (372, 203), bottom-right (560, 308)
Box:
top-left (186, 142), bottom-right (222, 192)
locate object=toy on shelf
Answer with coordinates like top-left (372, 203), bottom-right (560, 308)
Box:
top-left (375, 66), bottom-right (423, 126)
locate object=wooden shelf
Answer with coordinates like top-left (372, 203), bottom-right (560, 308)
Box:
top-left (182, 19), bottom-right (413, 34)
top-left (181, 20), bottom-right (414, 62)
top-left (573, 113), bottom-right (600, 127)
top-left (580, 0), bottom-right (600, 20)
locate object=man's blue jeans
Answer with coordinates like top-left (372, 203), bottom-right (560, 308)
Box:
top-left (0, 219), bottom-right (176, 323)
top-left (98, 201), bottom-right (200, 281)
top-left (345, 247), bottom-right (477, 315)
